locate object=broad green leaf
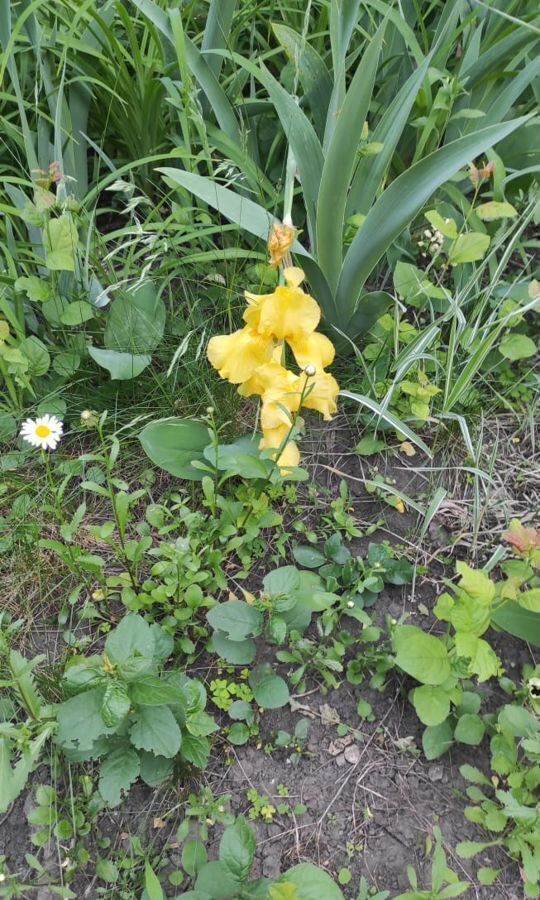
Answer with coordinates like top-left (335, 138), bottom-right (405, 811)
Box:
top-left (88, 346), bottom-right (151, 380)
top-left (393, 625), bottom-right (451, 685)
top-left (104, 282), bottom-right (166, 354)
top-left (393, 262), bottom-right (448, 305)
top-left (207, 601), bottom-right (263, 642)
top-left (517, 589), bottom-right (540, 612)
top-left (270, 884), bottom-right (297, 900)
top-left (459, 764), bottom-right (490, 785)
top-left (448, 232), bottom-right (490, 265)
top-left (14, 276), bottom-right (50, 302)
top-left (453, 634), bottom-right (500, 682)
top-left (181, 733), bottom-right (211, 769)
top-left (227, 722), bottom-right (250, 745)
top-left (139, 751), bottom-right (174, 787)
top-left (316, 22), bottom-right (385, 289)
top-left (0, 411), bottom-right (17, 441)
top-left (19, 336), bottom-right (50, 376)
top-left (129, 705), bottom-right (182, 758)
top-left (139, 417), bottom-right (209, 480)
top-left (411, 684), bottom-right (450, 727)
top-left (337, 116), bottom-right (530, 328)
top-left (248, 663), bottom-right (289, 709)
top-left (203, 436), bottom-right (271, 479)
top-left (195, 861), bottom-right (242, 899)
top-left (211, 631), bottom-right (256, 664)
top-left (56, 688), bottom-right (117, 751)
top-left (456, 561), bottom-right (495, 603)
top-left (96, 858), bottom-right (119, 882)
top-left (44, 216), bottom-right (78, 271)
top-left (477, 868), bottom-right (499, 886)
top-left (98, 747), bottom-right (140, 807)
top-left (182, 840), bottom-right (207, 877)
top-left (422, 720), bottom-right (454, 760)
top-left (456, 841), bottom-right (493, 860)
top-left (292, 546), bottom-right (326, 569)
top-left (104, 614), bottom-right (154, 664)
top-left (476, 201), bottom-right (517, 220)
top-left (60, 301), bottom-right (96, 326)
top-left (263, 566), bottom-right (301, 597)
top-left (219, 816), bottom-right (255, 881)
top-left (129, 676), bottom-right (186, 707)
top-left (355, 434), bottom-right (386, 456)
top-left (499, 333), bottom-right (536, 361)
top-left (497, 704), bottom-right (538, 737)
top-left (492, 602), bottom-right (540, 647)
top-left (52, 351), bottom-right (81, 377)
top-left (276, 863), bottom-right (345, 899)
top-left (454, 713), bottom-right (485, 746)
top-left (101, 682), bottom-right (130, 728)
top-left (425, 209), bottom-right (458, 238)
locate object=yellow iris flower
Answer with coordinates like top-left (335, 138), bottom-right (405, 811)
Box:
top-left (207, 327), bottom-right (273, 384)
top-left (244, 267), bottom-right (320, 342)
top-left (207, 265), bottom-right (339, 470)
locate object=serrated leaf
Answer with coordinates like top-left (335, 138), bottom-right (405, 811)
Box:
top-left (98, 746), bottom-right (140, 806)
top-left (129, 706), bottom-right (182, 758)
top-left (56, 688), bottom-right (117, 751)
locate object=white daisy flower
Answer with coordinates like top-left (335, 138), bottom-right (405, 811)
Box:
top-left (20, 414), bottom-right (63, 450)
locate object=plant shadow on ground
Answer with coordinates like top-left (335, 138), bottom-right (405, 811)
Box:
top-left (1, 417), bottom-right (537, 898)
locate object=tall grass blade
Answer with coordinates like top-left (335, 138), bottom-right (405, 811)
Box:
top-left (316, 21), bottom-right (385, 290)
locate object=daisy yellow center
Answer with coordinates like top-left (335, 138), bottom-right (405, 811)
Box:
top-left (35, 424), bottom-right (51, 438)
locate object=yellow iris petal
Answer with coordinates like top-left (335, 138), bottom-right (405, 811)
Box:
top-left (259, 425), bottom-right (300, 470)
top-left (287, 331), bottom-right (335, 371)
top-left (283, 266), bottom-right (305, 288)
top-left (238, 361), bottom-right (301, 398)
top-left (276, 440), bottom-right (300, 469)
top-left (302, 371), bottom-right (339, 420)
top-left (207, 327), bottom-right (273, 384)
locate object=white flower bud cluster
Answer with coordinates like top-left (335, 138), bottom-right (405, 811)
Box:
top-left (418, 228), bottom-right (444, 259)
